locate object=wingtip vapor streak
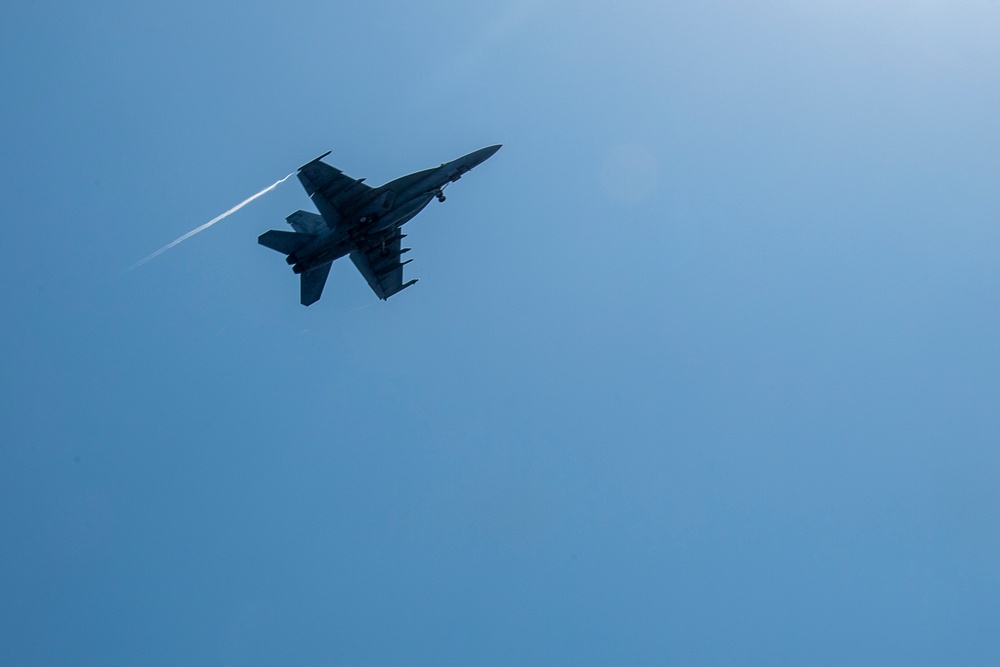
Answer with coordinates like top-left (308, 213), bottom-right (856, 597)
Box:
top-left (258, 145), bottom-right (501, 306)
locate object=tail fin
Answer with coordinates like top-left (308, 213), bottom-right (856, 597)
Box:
top-left (301, 263), bottom-right (332, 306)
top-left (258, 230), bottom-right (316, 255)
top-left (286, 210), bottom-right (327, 234)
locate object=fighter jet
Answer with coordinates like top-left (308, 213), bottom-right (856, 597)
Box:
top-left (258, 145), bottom-right (501, 306)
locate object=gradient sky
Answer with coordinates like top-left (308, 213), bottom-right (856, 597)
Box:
top-left (3, 1), bottom-right (1000, 664)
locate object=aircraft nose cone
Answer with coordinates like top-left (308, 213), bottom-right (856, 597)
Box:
top-left (469, 144), bottom-right (501, 166)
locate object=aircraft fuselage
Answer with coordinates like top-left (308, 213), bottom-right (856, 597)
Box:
top-left (259, 144), bottom-right (500, 305)
top-left (289, 145), bottom-right (499, 274)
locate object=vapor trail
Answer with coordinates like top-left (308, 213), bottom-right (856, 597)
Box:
top-left (129, 172), bottom-right (295, 270)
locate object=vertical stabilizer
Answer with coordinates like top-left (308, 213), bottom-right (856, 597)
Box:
top-left (258, 230), bottom-right (316, 254)
top-left (301, 263), bottom-right (332, 306)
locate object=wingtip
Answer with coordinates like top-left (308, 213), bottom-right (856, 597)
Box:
top-left (298, 150), bottom-right (332, 170)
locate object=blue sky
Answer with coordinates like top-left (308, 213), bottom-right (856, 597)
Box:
top-left (3, 1), bottom-right (1000, 664)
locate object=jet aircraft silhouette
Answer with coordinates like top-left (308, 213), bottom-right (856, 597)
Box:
top-left (259, 145), bottom-right (501, 305)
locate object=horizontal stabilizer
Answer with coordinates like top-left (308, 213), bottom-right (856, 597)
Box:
top-left (258, 230), bottom-right (316, 255)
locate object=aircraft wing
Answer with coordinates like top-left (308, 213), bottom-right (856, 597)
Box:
top-left (350, 237), bottom-right (416, 300)
top-left (297, 155), bottom-right (372, 230)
